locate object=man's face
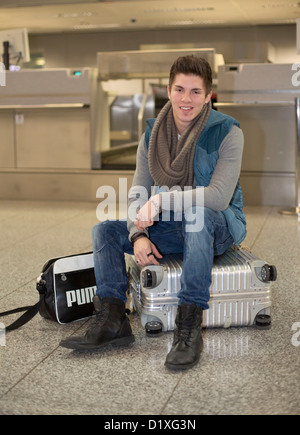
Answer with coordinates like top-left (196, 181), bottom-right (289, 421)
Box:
top-left (167, 73), bottom-right (212, 135)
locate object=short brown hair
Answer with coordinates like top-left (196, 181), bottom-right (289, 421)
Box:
top-left (169, 55), bottom-right (212, 96)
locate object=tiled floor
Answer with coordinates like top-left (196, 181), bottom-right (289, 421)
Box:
top-left (0, 200), bottom-right (299, 415)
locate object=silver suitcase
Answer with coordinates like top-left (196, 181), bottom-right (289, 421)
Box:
top-left (126, 247), bottom-right (277, 335)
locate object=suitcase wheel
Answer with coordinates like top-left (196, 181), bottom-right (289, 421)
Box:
top-left (255, 314), bottom-right (271, 330)
top-left (261, 264), bottom-right (277, 282)
top-left (145, 321), bottom-right (163, 337)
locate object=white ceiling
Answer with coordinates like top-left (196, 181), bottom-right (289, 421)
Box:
top-left (0, 0), bottom-right (298, 34)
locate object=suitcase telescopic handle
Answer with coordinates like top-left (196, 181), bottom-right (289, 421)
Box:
top-left (141, 269), bottom-right (157, 288)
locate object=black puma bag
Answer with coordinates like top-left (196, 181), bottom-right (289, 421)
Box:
top-left (0, 252), bottom-right (97, 332)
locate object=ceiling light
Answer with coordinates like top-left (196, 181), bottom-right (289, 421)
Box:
top-left (269, 18), bottom-right (297, 23)
top-left (168, 20), bottom-right (225, 26)
top-left (261, 2), bottom-right (299, 7)
top-left (144, 7), bottom-right (214, 14)
top-left (73, 23), bottom-right (120, 29)
top-left (56, 11), bottom-right (95, 18)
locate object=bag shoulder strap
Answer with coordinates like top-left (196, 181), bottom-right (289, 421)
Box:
top-left (0, 301), bottom-right (41, 332)
top-left (0, 251), bottom-right (94, 332)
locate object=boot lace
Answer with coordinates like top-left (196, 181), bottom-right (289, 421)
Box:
top-left (93, 302), bottom-right (110, 325)
top-left (93, 304), bottom-right (130, 324)
top-left (174, 314), bottom-right (197, 345)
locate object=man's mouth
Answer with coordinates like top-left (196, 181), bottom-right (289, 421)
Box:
top-left (180, 106), bottom-right (193, 112)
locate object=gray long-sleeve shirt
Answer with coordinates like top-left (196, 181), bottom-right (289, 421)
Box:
top-left (127, 125), bottom-right (244, 239)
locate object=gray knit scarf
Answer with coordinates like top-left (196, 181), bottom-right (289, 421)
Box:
top-left (148, 100), bottom-right (211, 189)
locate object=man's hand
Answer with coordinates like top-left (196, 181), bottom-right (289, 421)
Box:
top-left (134, 194), bottom-right (161, 231)
top-left (133, 237), bottom-right (162, 266)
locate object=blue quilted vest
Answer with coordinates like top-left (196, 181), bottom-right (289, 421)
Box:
top-left (145, 109), bottom-right (247, 245)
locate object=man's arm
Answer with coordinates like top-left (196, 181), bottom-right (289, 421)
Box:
top-left (127, 133), bottom-right (154, 240)
top-left (127, 134), bottom-right (162, 266)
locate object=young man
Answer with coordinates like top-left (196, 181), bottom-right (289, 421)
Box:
top-left (60, 56), bottom-right (246, 370)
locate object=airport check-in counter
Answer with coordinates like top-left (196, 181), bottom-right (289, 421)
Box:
top-left (0, 68), bottom-right (97, 170)
top-left (96, 48), bottom-right (224, 169)
top-left (216, 63), bottom-right (300, 211)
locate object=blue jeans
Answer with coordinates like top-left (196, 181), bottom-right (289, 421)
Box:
top-left (91, 207), bottom-right (233, 310)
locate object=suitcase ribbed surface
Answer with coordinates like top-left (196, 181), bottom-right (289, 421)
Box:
top-left (127, 247), bottom-right (272, 330)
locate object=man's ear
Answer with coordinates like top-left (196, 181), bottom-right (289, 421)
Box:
top-left (205, 91), bottom-right (213, 103)
top-left (167, 85), bottom-right (171, 99)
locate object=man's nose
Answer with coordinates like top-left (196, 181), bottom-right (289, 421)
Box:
top-left (181, 91), bottom-right (192, 102)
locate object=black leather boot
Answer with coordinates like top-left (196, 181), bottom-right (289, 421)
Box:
top-left (165, 303), bottom-right (203, 370)
top-left (60, 296), bottom-right (134, 350)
